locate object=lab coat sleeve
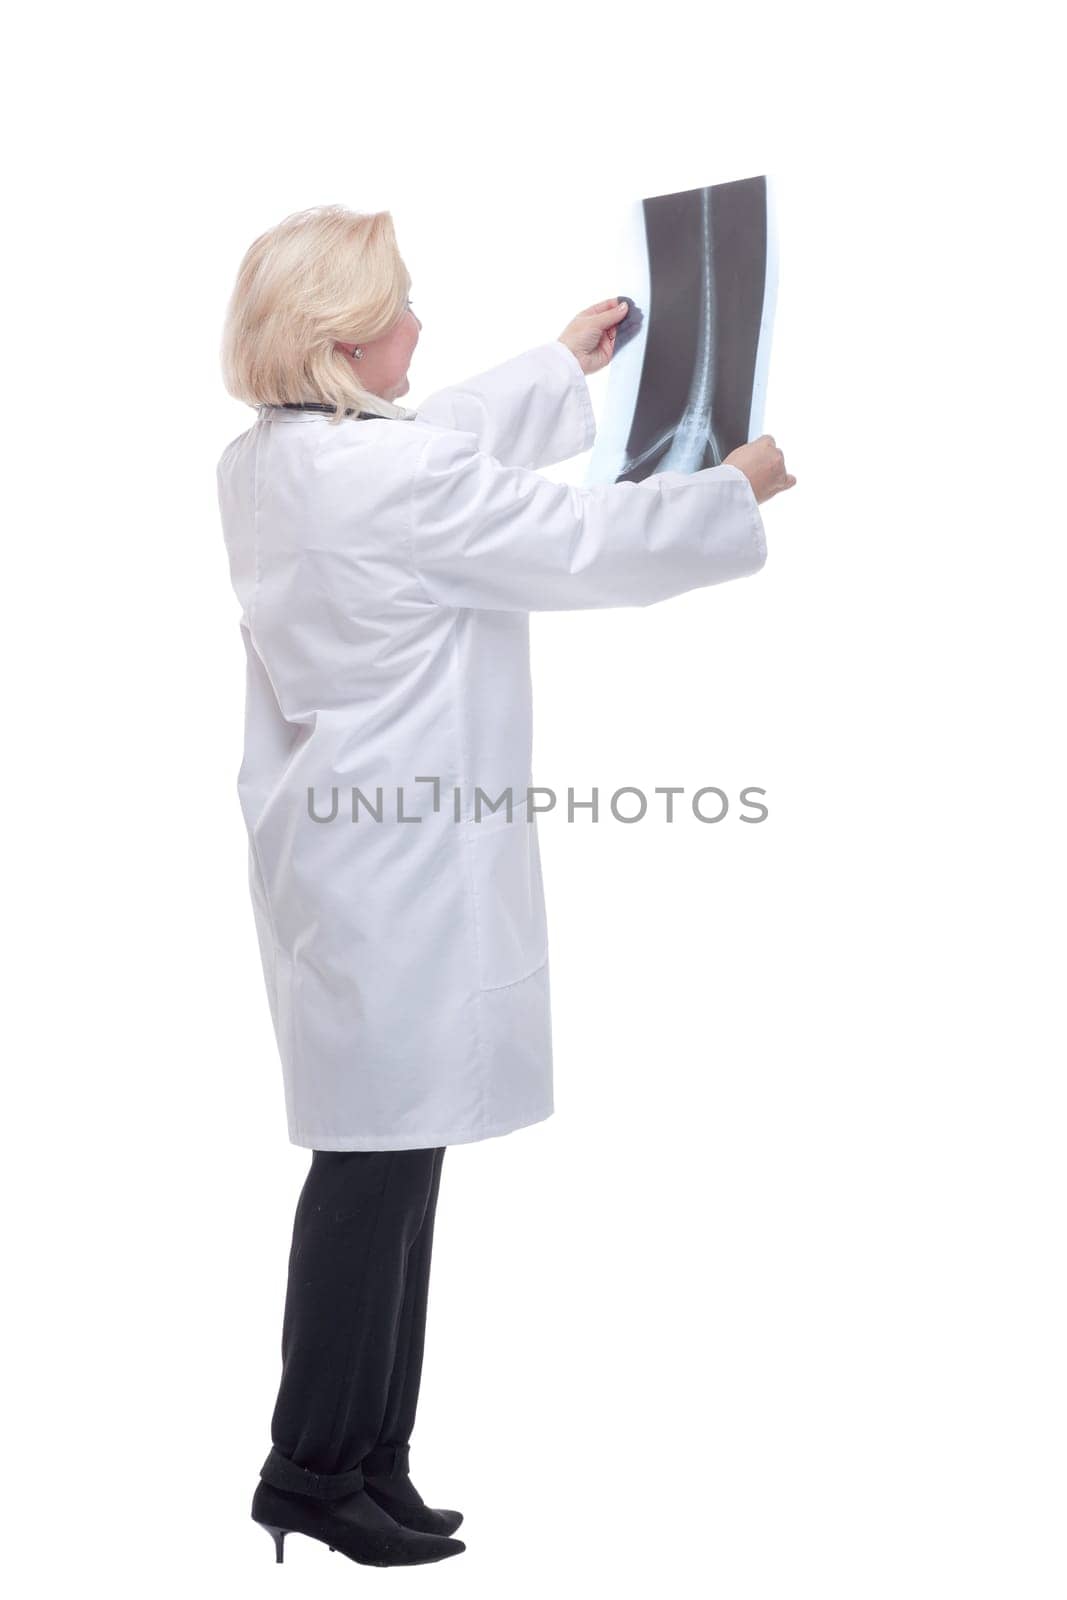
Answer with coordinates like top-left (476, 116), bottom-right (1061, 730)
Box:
top-left (408, 425), bottom-right (767, 612)
top-left (413, 341), bottom-right (595, 469)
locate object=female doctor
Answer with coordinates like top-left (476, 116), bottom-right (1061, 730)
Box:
top-left (217, 204), bottom-right (794, 1570)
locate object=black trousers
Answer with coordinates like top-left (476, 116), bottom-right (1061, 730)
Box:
top-left (259, 1145), bottom-right (446, 1500)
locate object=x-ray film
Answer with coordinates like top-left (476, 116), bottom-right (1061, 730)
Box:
top-left (586, 174), bottom-right (777, 485)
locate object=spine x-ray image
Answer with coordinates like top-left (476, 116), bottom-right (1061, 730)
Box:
top-left (586, 174), bottom-right (777, 486)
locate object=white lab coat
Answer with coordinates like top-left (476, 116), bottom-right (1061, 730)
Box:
top-left (216, 339), bottom-right (766, 1150)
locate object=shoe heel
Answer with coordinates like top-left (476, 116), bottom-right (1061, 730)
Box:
top-left (260, 1523), bottom-right (288, 1563)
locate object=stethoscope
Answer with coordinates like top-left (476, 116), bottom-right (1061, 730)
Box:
top-left (280, 402), bottom-right (415, 420)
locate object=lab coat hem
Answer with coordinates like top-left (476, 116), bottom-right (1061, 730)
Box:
top-left (285, 1102), bottom-right (555, 1152)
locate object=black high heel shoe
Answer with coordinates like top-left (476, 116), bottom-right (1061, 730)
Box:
top-left (363, 1469), bottom-right (464, 1536)
top-left (361, 1442), bottom-right (463, 1536)
top-left (251, 1479), bottom-right (465, 1567)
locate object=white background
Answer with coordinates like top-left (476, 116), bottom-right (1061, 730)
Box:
top-left (7, 4), bottom-right (1064, 1596)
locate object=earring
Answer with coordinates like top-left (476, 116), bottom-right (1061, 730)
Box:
top-left (353, 347), bottom-right (363, 360)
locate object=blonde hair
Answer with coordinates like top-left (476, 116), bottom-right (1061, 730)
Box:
top-left (219, 204), bottom-right (413, 423)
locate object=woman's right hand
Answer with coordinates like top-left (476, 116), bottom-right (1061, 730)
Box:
top-left (724, 435), bottom-right (796, 504)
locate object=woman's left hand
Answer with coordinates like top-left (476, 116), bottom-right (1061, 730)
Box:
top-left (557, 298), bottom-right (629, 376)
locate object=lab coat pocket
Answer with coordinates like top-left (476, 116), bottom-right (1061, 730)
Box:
top-left (468, 796), bottom-right (548, 991)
